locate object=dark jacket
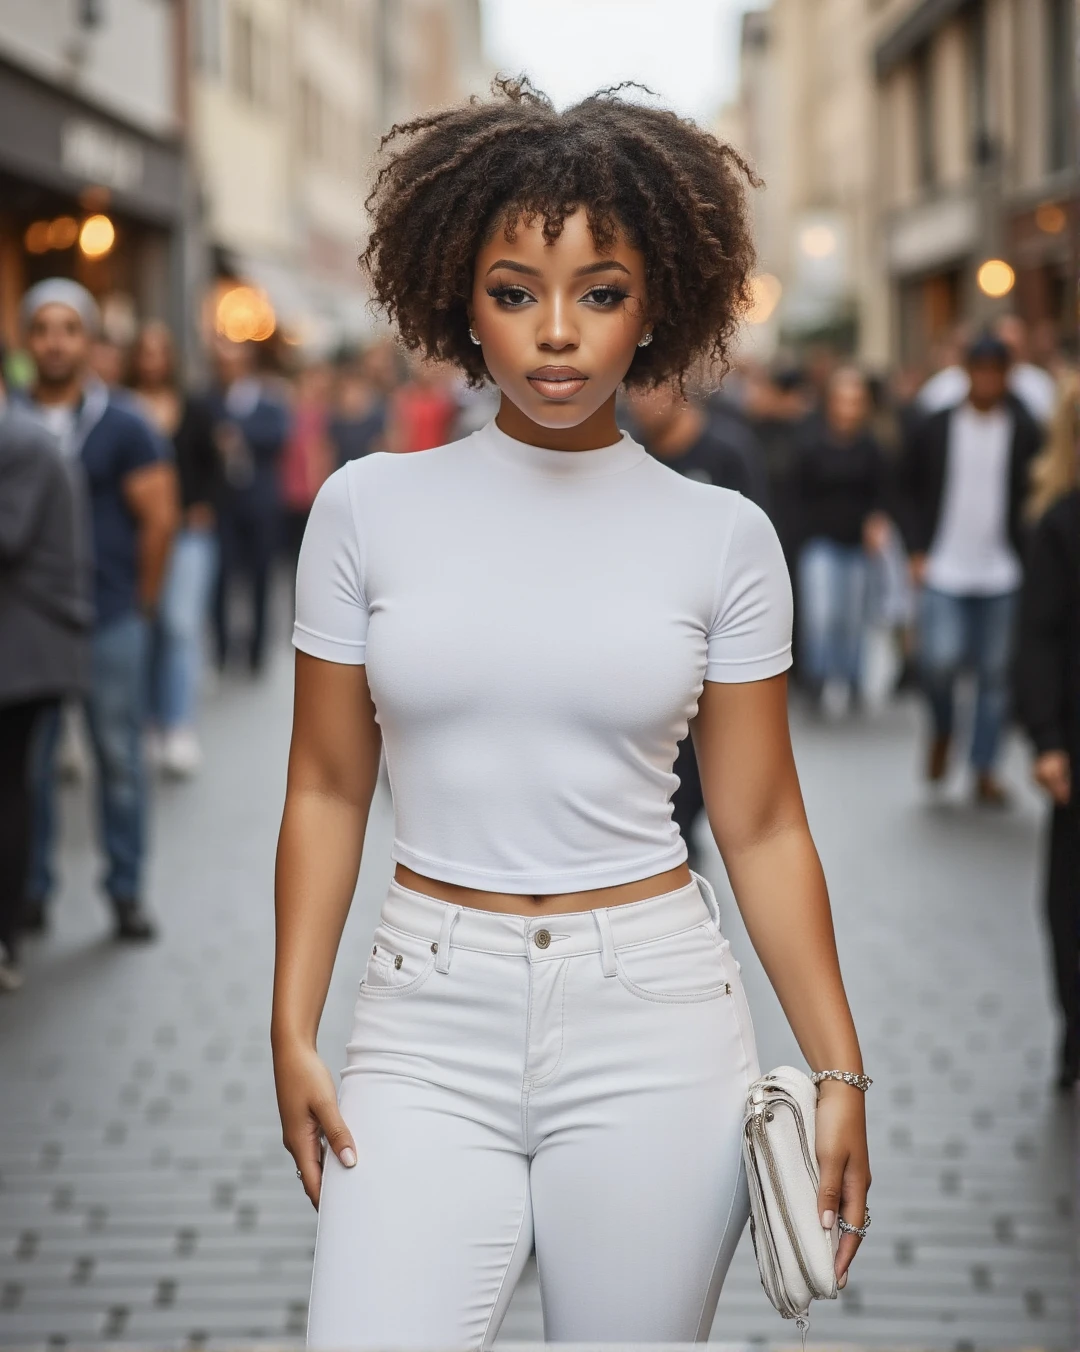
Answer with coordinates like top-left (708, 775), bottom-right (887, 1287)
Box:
top-left (794, 422), bottom-right (886, 548)
top-left (207, 385), bottom-right (290, 510)
top-left (895, 395), bottom-right (1042, 557)
top-left (1014, 489), bottom-right (1080, 766)
top-left (0, 406), bottom-right (91, 706)
top-left (173, 395), bottom-right (221, 511)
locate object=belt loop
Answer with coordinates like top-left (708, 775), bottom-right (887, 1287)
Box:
top-left (594, 907), bottom-right (617, 978)
top-left (435, 903), bottom-right (460, 974)
top-left (691, 870), bottom-right (722, 932)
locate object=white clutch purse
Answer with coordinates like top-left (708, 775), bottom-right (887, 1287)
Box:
top-left (742, 1065), bottom-right (839, 1327)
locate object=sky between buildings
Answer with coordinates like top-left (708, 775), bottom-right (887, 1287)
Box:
top-left (479, 0), bottom-right (767, 123)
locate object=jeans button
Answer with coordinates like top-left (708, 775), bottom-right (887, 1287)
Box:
top-left (534, 928), bottom-right (551, 950)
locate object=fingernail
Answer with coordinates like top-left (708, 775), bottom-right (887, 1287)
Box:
top-left (340, 1147), bottom-right (356, 1168)
top-left (822, 1210), bottom-right (835, 1229)
top-left (838, 1271), bottom-right (848, 1289)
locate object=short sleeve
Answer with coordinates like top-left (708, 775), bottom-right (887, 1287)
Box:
top-left (121, 408), bottom-right (166, 474)
top-left (292, 466), bottom-right (369, 664)
top-left (705, 496), bottom-right (793, 683)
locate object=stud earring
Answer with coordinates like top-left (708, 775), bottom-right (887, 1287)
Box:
top-left (637, 332), bottom-right (653, 348)
top-left (468, 328), bottom-right (481, 346)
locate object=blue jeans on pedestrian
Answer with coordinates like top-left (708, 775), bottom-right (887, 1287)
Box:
top-left (29, 612), bottom-right (150, 904)
top-left (917, 587), bottom-right (1017, 772)
top-left (152, 527), bottom-right (219, 729)
top-left (797, 538), bottom-right (869, 687)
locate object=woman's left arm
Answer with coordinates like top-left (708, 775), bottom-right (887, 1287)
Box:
top-left (694, 673), bottom-right (871, 1283)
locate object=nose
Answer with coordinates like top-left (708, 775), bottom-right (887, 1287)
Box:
top-left (536, 294), bottom-right (579, 353)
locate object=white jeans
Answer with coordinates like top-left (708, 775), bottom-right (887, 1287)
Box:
top-left (307, 874), bottom-right (759, 1348)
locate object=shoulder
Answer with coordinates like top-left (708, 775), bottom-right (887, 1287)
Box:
top-left (0, 407), bottom-right (62, 465)
top-left (100, 397), bottom-right (164, 459)
top-left (1041, 489), bottom-right (1080, 543)
top-left (343, 439), bottom-right (474, 493)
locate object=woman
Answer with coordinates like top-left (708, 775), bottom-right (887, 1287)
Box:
top-left (0, 382), bottom-right (91, 988)
top-left (1016, 375), bottom-right (1080, 1088)
top-left (129, 322), bottom-right (219, 777)
top-left (280, 362), bottom-right (334, 558)
top-left (795, 367), bottom-right (890, 717)
top-left (274, 80), bottom-right (871, 1348)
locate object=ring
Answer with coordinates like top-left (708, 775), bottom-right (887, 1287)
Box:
top-left (838, 1206), bottom-right (871, 1239)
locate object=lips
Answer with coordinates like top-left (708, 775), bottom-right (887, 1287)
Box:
top-left (527, 365), bottom-right (588, 401)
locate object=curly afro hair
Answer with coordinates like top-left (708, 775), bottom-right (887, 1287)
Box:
top-left (361, 76), bottom-right (761, 388)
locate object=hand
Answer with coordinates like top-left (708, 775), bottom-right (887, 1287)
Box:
top-left (862, 512), bottom-right (890, 555)
top-left (273, 1040), bottom-right (357, 1209)
top-left (815, 1079), bottom-right (871, 1286)
top-left (908, 553), bottom-right (927, 588)
top-left (1033, 750), bottom-right (1071, 806)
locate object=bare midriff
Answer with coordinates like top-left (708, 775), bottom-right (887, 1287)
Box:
top-left (393, 862), bottom-right (694, 916)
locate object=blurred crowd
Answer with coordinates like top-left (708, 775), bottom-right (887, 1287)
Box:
top-left (1, 278), bottom-right (1077, 1085)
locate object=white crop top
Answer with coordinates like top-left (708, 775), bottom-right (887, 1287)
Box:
top-left (293, 419), bottom-right (792, 892)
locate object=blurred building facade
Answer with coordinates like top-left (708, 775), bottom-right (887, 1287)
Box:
top-left (728, 0), bottom-right (1077, 368)
top-left (0, 0), bottom-right (487, 363)
top-left (0, 0), bottom-right (188, 350)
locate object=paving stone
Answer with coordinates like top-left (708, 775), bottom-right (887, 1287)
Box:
top-left (0, 651), bottom-right (1075, 1349)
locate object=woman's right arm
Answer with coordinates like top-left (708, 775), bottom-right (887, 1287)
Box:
top-left (272, 651), bottom-right (382, 1207)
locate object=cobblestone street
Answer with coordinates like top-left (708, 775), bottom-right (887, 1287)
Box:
top-left (0, 642), bottom-right (1075, 1349)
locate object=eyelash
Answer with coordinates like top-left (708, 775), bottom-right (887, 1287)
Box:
top-left (485, 284), bottom-right (630, 310)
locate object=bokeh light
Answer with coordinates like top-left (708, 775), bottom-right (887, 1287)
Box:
top-left (975, 258), bottom-right (1015, 298)
top-left (215, 284), bottom-right (277, 343)
top-left (79, 214), bottom-right (116, 259)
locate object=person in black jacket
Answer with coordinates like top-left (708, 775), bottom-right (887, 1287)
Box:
top-left (130, 322), bottom-right (222, 777)
top-left (897, 335), bottom-right (1042, 805)
top-left (0, 374), bottom-right (91, 989)
top-left (794, 367), bottom-right (890, 717)
top-left (1015, 381), bottom-right (1079, 1088)
top-left (208, 339), bottom-right (290, 675)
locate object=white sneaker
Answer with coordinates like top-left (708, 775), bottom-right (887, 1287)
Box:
top-left (820, 677), bottom-right (852, 721)
top-left (0, 945), bottom-right (24, 993)
top-left (160, 727), bottom-right (203, 778)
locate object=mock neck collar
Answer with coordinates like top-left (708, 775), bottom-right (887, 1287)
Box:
top-left (479, 418), bottom-right (647, 480)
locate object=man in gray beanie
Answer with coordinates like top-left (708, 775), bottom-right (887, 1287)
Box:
top-left (19, 279), bottom-right (178, 942)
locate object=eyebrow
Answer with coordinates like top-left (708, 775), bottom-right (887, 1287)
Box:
top-left (485, 259), bottom-right (632, 279)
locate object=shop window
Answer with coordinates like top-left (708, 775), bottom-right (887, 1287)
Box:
top-left (1046, 0), bottom-right (1072, 172)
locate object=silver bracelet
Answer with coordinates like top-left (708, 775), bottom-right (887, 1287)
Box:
top-left (810, 1069), bottom-right (872, 1092)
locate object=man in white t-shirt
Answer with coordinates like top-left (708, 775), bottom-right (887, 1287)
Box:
top-left (898, 335), bottom-right (1043, 804)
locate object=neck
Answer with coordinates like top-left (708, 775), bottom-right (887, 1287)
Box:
top-left (968, 397), bottom-right (1001, 414)
top-left (32, 373), bottom-right (85, 408)
top-left (136, 378), bottom-right (175, 396)
top-left (649, 405), bottom-right (704, 458)
top-left (495, 391), bottom-right (623, 451)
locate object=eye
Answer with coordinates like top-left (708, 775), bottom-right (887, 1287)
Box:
top-left (583, 285), bottom-right (630, 308)
top-left (486, 285), bottom-right (534, 309)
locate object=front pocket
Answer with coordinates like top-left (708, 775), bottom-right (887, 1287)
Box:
top-left (358, 923), bottom-right (437, 1000)
top-left (615, 923), bottom-right (733, 1004)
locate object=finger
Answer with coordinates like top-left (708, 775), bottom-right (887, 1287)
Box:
top-left (816, 1150), bottom-right (845, 1234)
top-left (835, 1168), bottom-right (870, 1281)
top-left (287, 1119), bottom-right (326, 1210)
top-left (315, 1095), bottom-right (357, 1171)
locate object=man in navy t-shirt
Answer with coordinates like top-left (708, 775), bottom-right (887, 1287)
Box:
top-left (20, 280), bottom-right (178, 941)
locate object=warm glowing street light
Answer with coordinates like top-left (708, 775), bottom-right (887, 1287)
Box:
top-left (746, 273), bottom-right (783, 325)
top-left (975, 258), bottom-right (1015, 298)
top-left (47, 216), bottom-right (79, 250)
top-left (215, 284), bottom-right (276, 343)
top-left (799, 224), bottom-right (837, 259)
top-left (79, 214), bottom-right (116, 259)
top-left (24, 221), bottom-right (51, 254)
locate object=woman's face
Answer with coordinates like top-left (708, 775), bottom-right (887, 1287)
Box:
top-left (134, 326), bottom-right (173, 386)
top-left (470, 208), bottom-right (649, 435)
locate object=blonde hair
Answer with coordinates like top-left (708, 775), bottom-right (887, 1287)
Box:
top-left (1027, 373), bottom-right (1079, 521)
